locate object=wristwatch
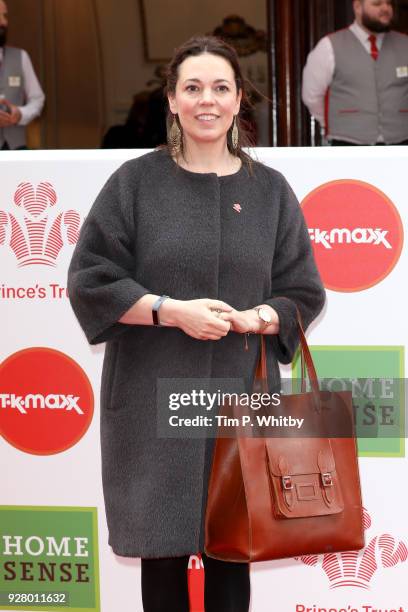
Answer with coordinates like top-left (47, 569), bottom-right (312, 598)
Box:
top-left (253, 306), bottom-right (273, 329)
top-left (152, 295), bottom-right (170, 326)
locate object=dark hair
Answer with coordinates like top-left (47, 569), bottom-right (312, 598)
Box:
top-left (164, 35), bottom-right (255, 168)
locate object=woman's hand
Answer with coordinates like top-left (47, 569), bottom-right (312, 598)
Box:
top-left (219, 306), bottom-right (280, 335)
top-left (218, 309), bottom-right (258, 334)
top-left (160, 298), bottom-right (233, 340)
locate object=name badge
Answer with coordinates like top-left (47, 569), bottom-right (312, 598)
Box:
top-left (396, 66), bottom-right (408, 78)
top-left (8, 76), bottom-right (21, 87)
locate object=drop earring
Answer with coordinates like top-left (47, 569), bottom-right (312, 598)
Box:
top-left (169, 115), bottom-right (182, 154)
top-left (232, 116), bottom-right (239, 150)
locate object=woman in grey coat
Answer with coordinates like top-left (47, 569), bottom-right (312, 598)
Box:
top-left (68, 36), bottom-right (325, 612)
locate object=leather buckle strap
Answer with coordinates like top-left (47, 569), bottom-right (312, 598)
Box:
top-left (321, 472), bottom-right (333, 487)
top-left (282, 476), bottom-right (293, 490)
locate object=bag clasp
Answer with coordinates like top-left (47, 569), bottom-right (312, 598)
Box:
top-left (282, 476), bottom-right (293, 490)
top-left (321, 472), bottom-right (333, 487)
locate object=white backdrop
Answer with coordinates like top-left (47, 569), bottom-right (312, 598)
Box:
top-left (0, 148), bottom-right (407, 612)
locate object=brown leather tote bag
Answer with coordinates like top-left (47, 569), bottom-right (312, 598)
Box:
top-left (204, 320), bottom-right (365, 562)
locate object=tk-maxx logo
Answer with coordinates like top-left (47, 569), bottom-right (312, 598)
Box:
top-left (0, 393), bottom-right (83, 415)
top-left (308, 227), bottom-right (392, 249)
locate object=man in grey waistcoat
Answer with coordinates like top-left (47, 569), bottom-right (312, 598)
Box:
top-left (302, 0), bottom-right (408, 145)
top-left (0, 0), bottom-right (45, 150)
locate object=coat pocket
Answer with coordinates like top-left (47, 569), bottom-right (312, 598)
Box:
top-left (101, 342), bottom-right (119, 412)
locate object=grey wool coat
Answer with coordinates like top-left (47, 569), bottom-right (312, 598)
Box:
top-left (67, 148), bottom-right (325, 559)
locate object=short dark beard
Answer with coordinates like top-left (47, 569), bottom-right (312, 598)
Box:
top-left (361, 13), bottom-right (392, 33)
top-left (0, 26), bottom-right (7, 47)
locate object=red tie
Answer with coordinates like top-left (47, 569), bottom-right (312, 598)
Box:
top-left (369, 34), bottom-right (379, 61)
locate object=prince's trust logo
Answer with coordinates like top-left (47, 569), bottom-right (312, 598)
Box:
top-left (0, 182), bottom-right (81, 267)
top-left (296, 509), bottom-right (407, 590)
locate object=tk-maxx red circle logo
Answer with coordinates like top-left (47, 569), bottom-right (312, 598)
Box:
top-left (0, 347), bottom-right (94, 455)
top-left (301, 180), bottom-right (404, 292)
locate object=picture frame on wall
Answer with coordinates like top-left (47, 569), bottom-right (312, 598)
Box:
top-left (138, 0), bottom-right (267, 62)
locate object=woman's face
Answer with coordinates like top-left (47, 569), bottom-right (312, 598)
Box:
top-left (168, 52), bottom-right (242, 147)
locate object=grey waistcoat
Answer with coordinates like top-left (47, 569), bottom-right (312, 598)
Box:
top-left (328, 29), bottom-right (408, 144)
top-left (67, 149), bottom-right (325, 558)
top-left (0, 47), bottom-right (26, 149)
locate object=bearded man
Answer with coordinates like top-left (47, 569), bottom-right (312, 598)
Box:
top-left (0, 0), bottom-right (45, 150)
top-left (302, 0), bottom-right (408, 145)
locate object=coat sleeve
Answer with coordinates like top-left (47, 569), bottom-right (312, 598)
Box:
top-left (263, 175), bottom-right (326, 364)
top-left (67, 164), bottom-right (151, 345)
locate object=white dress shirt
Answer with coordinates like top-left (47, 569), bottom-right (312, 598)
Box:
top-left (302, 21), bottom-right (385, 127)
top-left (0, 47), bottom-right (45, 126)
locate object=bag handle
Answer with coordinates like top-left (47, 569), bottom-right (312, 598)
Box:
top-left (254, 301), bottom-right (321, 406)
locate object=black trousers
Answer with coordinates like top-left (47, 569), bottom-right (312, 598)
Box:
top-left (141, 552), bottom-right (250, 612)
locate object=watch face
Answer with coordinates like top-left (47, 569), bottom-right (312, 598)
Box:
top-left (259, 308), bottom-right (272, 323)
